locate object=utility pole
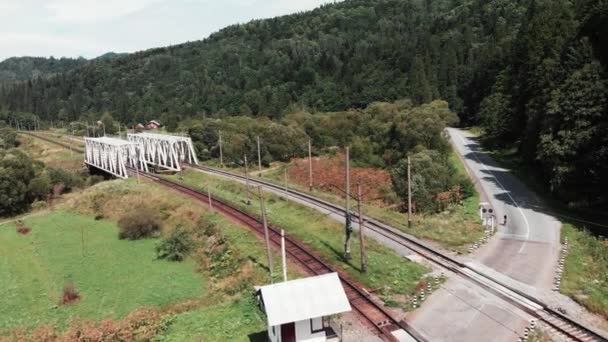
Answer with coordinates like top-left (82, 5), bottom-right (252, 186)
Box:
top-left (207, 184), bottom-right (213, 209)
top-left (308, 138), bottom-right (313, 191)
top-left (357, 183), bottom-right (367, 272)
top-left (135, 148), bottom-right (141, 184)
top-left (344, 147), bottom-right (352, 260)
top-left (284, 166), bottom-right (288, 198)
top-left (257, 136), bottom-right (262, 177)
top-left (407, 156), bottom-right (412, 228)
top-left (218, 131), bottom-right (223, 167)
top-left (244, 154), bottom-right (251, 205)
top-left (258, 186), bottom-right (274, 282)
top-left (281, 229), bottom-right (287, 282)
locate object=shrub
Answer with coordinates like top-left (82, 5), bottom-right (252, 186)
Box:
top-left (117, 206), bottom-right (162, 240)
top-left (31, 200), bottom-right (48, 211)
top-left (155, 228), bottom-right (192, 261)
top-left (85, 175), bottom-right (105, 187)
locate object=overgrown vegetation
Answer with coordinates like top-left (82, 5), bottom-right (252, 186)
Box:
top-left (166, 169), bottom-right (434, 309)
top-left (264, 151), bottom-right (483, 253)
top-left (117, 205), bottom-right (162, 240)
top-left (560, 224), bottom-right (608, 318)
top-left (155, 227), bottom-right (193, 262)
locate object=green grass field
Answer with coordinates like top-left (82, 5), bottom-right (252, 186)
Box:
top-left (0, 211), bottom-right (205, 331)
top-left (159, 297), bottom-right (266, 342)
top-left (560, 224), bottom-right (608, 318)
top-left (166, 169), bottom-right (432, 308)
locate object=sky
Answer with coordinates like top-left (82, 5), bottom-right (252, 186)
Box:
top-left (0, 0), bottom-right (338, 62)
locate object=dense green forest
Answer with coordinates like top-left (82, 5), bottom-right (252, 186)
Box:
top-left (0, 0), bottom-right (606, 209)
top-left (0, 57), bottom-right (87, 84)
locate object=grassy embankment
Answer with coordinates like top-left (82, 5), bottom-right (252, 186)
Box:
top-left (208, 150), bottom-right (484, 254)
top-left (0, 179), bottom-right (303, 340)
top-left (165, 169), bottom-right (434, 309)
top-left (17, 134), bottom-right (82, 170)
top-left (472, 130), bottom-right (608, 319)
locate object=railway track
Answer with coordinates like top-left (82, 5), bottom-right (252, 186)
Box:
top-left (21, 131), bottom-right (608, 342)
top-left (186, 163), bottom-right (608, 342)
top-left (20, 131), bottom-right (85, 154)
top-left (17, 133), bottom-right (420, 341)
top-left (131, 169), bottom-right (423, 342)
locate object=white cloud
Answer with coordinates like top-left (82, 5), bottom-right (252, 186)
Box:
top-left (45, 0), bottom-right (162, 22)
top-left (0, 0), bottom-right (340, 61)
top-left (0, 32), bottom-right (100, 59)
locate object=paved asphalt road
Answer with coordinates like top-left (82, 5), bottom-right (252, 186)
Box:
top-left (446, 128), bottom-right (561, 289)
top-left (192, 130), bottom-right (562, 341)
top-left (409, 128), bottom-right (563, 341)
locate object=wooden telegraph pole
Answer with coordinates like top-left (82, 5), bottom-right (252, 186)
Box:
top-left (308, 138), bottom-right (313, 191)
top-left (258, 186), bottom-right (274, 282)
top-left (244, 154), bottom-right (251, 205)
top-left (207, 184), bottom-right (213, 209)
top-left (344, 147), bottom-right (352, 260)
top-left (257, 136), bottom-right (262, 177)
top-left (218, 131), bottom-right (224, 168)
top-left (407, 156), bottom-right (412, 228)
top-left (357, 183), bottom-right (367, 272)
top-left (284, 166), bottom-right (289, 197)
top-left (281, 229), bottom-right (287, 282)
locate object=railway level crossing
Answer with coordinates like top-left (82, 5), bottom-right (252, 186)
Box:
top-left (85, 133), bottom-right (198, 178)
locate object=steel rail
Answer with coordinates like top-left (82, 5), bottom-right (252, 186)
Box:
top-left (187, 163), bottom-right (608, 342)
top-left (129, 169), bottom-right (425, 342)
top-left (20, 131), bottom-right (606, 341)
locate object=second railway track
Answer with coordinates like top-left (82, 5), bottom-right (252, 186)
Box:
top-left (186, 163), bottom-right (608, 342)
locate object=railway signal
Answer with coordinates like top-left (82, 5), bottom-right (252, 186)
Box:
top-left (344, 147), bottom-right (353, 260)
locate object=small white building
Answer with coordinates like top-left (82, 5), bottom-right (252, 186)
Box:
top-left (258, 272), bottom-right (351, 342)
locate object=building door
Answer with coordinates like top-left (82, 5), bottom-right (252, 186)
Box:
top-left (281, 322), bottom-right (296, 342)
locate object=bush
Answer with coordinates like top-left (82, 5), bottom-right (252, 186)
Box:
top-left (48, 168), bottom-right (83, 192)
top-left (457, 175), bottom-right (475, 199)
top-left (31, 200), bottom-right (48, 211)
top-left (117, 207), bottom-right (162, 240)
top-left (155, 228), bottom-right (192, 261)
top-left (85, 175), bottom-right (105, 187)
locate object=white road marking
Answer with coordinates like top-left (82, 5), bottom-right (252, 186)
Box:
top-left (455, 130), bottom-right (531, 253)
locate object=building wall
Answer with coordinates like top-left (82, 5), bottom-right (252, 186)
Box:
top-left (295, 317), bottom-right (326, 342)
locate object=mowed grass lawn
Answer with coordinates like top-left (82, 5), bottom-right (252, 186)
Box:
top-left (0, 211), bottom-right (205, 331)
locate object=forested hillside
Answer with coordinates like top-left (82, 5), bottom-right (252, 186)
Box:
top-left (0, 57), bottom-right (87, 84)
top-left (0, 0), bottom-right (606, 208)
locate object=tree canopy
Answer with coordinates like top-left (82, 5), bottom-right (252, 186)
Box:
top-left (0, 0), bottom-right (606, 209)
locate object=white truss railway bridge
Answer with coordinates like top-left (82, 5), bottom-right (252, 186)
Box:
top-left (84, 133), bottom-right (198, 179)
